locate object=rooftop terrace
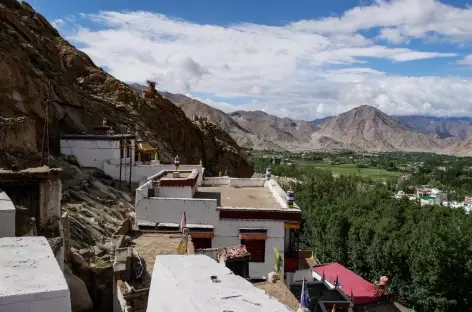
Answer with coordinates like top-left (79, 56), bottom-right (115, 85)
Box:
top-left (196, 185), bottom-right (281, 208)
top-left (130, 232), bottom-right (195, 288)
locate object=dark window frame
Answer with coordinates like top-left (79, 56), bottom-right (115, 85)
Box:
top-left (241, 239), bottom-right (265, 263)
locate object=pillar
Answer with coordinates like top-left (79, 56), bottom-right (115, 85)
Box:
top-left (39, 177), bottom-right (62, 230)
top-left (154, 151), bottom-right (158, 161)
top-left (138, 152), bottom-right (141, 162)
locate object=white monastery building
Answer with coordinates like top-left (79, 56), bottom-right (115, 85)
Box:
top-left (0, 236), bottom-right (71, 312)
top-left (135, 167), bottom-right (302, 279)
top-left (60, 120), bottom-right (204, 184)
top-left (146, 255), bottom-right (293, 312)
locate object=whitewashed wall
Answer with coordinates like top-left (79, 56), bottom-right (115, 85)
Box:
top-left (202, 177), bottom-right (231, 186)
top-left (159, 186), bottom-right (193, 198)
top-left (60, 139), bottom-right (121, 170)
top-left (229, 178), bottom-right (266, 187)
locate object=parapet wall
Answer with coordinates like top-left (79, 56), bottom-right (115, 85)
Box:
top-left (135, 197), bottom-right (218, 225)
top-left (265, 179), bottom-right (299, 210)
top-left (229, 178), bottom-right (265, 187)
top-left (202, 177), bottom-right (265, 187)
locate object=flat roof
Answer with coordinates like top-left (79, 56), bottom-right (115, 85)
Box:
top-left (164, 172), bottom-right (191, 178)
top-left (61, 134), bottom-right (136, 140)
top-left (197, 185), bottom-right (281, 208)
top-left (0, 236), bottom-right (69, 305)
top-left (131, 233), bottom-right (195, 288)
top-left (0, 166), bottom-right (62, 180)
top-left (147, 255), bottom-right (293, 312)
top-left (0, 191), bottom-right (15, 211)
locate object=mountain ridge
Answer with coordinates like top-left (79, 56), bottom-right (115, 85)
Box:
top-left (129, 88), bottom-right (470, 155)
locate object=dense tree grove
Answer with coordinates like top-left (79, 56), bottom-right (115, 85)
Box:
top-left (250, 154), bottom-right (472, 312)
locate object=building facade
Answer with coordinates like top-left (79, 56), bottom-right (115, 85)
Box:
top-left (135, 170), bottom-right (302, 279)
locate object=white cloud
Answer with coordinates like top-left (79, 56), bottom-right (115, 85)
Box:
top-left (291, 0), bottom-right (472, 43)
top-left (51, 18), bottom-right (65, 29)
top-left (457, 54), bottom-right (472, 65)
top-left (56, 2), bottom-right (472, 120)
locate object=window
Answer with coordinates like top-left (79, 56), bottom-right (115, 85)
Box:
top-left (192, 238), bottom-right (212, 250)
top-left (241, 239), bottom-right (265, 263)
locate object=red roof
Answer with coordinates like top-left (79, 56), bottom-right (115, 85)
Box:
top-left (313, 263), bottom-right (382, 305)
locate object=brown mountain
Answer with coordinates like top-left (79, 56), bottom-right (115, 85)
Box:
top-left (443, 137), bottom-right (472, 157)
top-left (158, 92), bottom-right (285, 151)
top-left (0, 0), bottom-right (253, 177)
top-left (230, 110), bottom-right (319, 144)
top-left (314, 105), bottom-right (459, 152)
top-left (396, 115), bottom-right (472, 139)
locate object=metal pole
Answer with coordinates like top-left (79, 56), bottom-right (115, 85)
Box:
top-left (119, 140), bottom-right (122, 188)
top-left (128, 140), bottom-right (133, 192)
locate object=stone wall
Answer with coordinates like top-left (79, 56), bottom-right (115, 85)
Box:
top-left (122, 287), bottom-right (149, 312)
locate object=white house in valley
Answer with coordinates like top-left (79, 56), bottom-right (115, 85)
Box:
top-left (135, 169), bottom-right (302, 280)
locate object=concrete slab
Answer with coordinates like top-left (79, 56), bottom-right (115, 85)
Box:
top-left (147, 255), bottom-right (293, 312)
top-left (0, 191), bottom-right (15, 238)
top-left (0, 236), bottom-right (71, 312)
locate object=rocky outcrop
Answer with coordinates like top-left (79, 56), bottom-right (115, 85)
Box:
top-left (0, 0), bottom-right (253, 177)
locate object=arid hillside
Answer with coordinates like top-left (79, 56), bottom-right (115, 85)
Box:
top-left (0, 0), bottom-right (253, 177)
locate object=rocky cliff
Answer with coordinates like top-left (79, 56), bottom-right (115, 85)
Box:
top-left (0, 0), bottom-right (253, 177)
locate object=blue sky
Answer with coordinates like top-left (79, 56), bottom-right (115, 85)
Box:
top-left (29, 0), bottom-right (472, 119)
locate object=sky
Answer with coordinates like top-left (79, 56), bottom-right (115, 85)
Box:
top-left (30, 0), bottom-right (472, 120)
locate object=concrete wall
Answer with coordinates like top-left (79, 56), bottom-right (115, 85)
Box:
top-left (0, 192), bottom-right (15, 238)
